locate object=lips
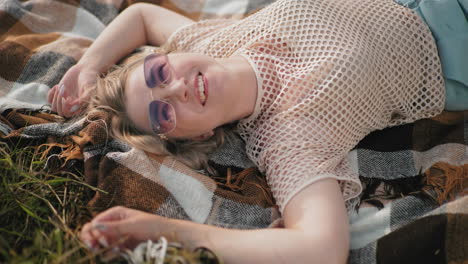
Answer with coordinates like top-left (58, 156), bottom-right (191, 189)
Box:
top-left (202, 74), bottom-right (208, 103)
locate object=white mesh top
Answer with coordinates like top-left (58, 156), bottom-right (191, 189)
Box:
top-left (167, 0), bottom-right (445, 213)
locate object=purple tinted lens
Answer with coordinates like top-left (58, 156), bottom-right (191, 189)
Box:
top-left (144, 53), bottom-right (168, 88)
top-left (148, 100), bottom-right (176, 135)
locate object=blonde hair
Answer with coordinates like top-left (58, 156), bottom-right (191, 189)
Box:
top-left (87, 46), bottom-right (236, 175)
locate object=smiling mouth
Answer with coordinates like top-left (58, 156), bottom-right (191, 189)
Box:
top-left (197, 73), bottom-right (207, 105)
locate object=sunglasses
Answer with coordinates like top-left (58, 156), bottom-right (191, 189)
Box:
top-left (144, 53), bottom-right (176, 136)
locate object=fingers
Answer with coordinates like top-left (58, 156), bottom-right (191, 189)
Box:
top-left (81, 220), bottom-right (118, 250)
top-left (47, 85), bottom-right (58, 104)
top-left (69, 98), bottom-right (81, 113)
top-left (80, 222), bottom-right (100, 251)
top-left (81, 206), bottom-right (128, 250)
top-left (80, 206), bottom-right (148, 251)
top-left (51, 84), bottom-right (60, 113)
top-left (51, 64), bottom-right (97, 117)
top-left (81, 219), bottom-right (130, 252)
top-left (61, 97), bottom-right (81, 117)
top-left (50, 83), bottom-right (64, 114)
top-left (49, 83), bottom-right (81, 117)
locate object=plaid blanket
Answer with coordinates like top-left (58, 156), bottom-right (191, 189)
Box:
top-left (1, 0), bottom-right (467, 263)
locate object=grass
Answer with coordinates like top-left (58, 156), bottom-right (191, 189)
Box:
top-left (0, 140), bottom-right (104, 263)
top-left (0, 138), bottom-right (222, 264)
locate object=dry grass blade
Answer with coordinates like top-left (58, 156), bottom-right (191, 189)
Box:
top-left (0, 141), bottom-right (109, 263)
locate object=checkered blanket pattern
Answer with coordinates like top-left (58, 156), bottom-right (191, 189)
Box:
top-left (1, 0), bottom-right (466, 263)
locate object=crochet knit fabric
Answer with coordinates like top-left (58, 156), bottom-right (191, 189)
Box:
top-left (167, 0), bottom-right (445, 212)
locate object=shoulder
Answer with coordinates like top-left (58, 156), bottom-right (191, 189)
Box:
top-left (166, 19), bottom-right (238, 53)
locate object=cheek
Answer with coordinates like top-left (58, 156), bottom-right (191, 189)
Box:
top-left (170, 54), bottom-right (214, 76)
top-left (186, 55), bottom-right (213, 68)
top-left (128, 103), bottom-right (150, 131)
top-left (175, 111), bottom-right (197, 128)
top-left (175, 111), bottom-right (213, 133)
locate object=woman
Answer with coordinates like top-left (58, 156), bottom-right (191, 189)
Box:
top-left (47, 0), bottom-right (468, 263)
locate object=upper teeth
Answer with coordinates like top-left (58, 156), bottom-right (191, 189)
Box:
top-left (198, 75), bottom-right (206, 104)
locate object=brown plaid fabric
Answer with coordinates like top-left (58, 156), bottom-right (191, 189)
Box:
top-left (0, 0), bottom-right (466, 263)
top-left (0, 108), bottom-right (280, 229)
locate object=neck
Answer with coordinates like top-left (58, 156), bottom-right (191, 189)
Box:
top-left (217, 55), bottom-right (258, 122)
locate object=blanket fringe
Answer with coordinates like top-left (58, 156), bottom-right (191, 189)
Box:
top-left (359, 162), bottom-right (468, 209)
top-left (423, 162), bottom-right (468, 205)
top-left (213, 167), bottom-right (275, 206)
top-left (4, 109), bottom-right (62, 127)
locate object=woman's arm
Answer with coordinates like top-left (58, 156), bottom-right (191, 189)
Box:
top-left (81, 178), bottom-right (349, 264)
top-left (49, 3), bottom-right (193, 116)
top-left (80, 3), bottom-right (193, 72)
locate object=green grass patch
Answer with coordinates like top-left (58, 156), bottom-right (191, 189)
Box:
top-left (0, 141), bottom-right (103, 263)
top-left (0, 134), bottom-right (221, 263)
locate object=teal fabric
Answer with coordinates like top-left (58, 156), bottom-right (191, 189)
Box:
top-left (396, 0), bottom-right (468, 111)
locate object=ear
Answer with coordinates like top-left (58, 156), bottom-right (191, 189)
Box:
top-left (191, 130), bottom-right (215, 141)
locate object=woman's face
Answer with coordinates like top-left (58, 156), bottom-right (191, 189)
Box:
top-left (125, 52), bottom-right (234, 140)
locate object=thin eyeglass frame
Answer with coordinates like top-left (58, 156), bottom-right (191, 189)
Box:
top-left (144, 53), bottom-right (176, 136)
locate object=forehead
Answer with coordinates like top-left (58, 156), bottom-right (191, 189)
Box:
top-left (125, 62), bottom-right (145, 92)
top-left (125, 62), bottom-right (147, 102)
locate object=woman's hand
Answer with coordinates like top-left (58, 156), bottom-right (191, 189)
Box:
top-left (48, 64), bottom-right (98, 117)
top-left (80, 206), bottom-right (164, 251)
